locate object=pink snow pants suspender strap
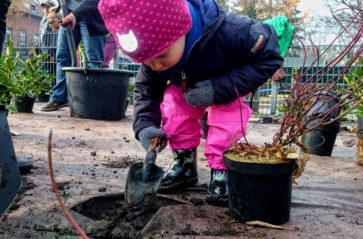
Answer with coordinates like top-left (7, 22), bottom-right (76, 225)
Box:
top-left (161, 84), bottom-right (252, 170)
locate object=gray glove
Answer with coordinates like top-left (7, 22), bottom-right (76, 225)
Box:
top-left (186, 80), bottom-right (214, 107)
top-left (138, 126), bottom-right (167, 152)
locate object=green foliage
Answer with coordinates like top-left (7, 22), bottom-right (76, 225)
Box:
top-left (13, 48), bottom-right (54, 98)
top-left (128, 78), bottom-right (134, 98)
top-left (0, 39), bottom-right (21, 112)
top-left (342, 59), bottom-right (363, 117)
top-left (1, 39), bottom-right (55, 112)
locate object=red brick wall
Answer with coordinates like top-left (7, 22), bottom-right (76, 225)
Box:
top-left (6, 13), bottom-right (42, 46)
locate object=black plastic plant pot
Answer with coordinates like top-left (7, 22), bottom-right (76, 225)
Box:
top-left (14, 96), bottom-right (35, 113)
top-left (36, 93), bottom-right (50, 102)
top-left (64, 67), bottom-right (134, 120)
top-left (223, 154), bottom-right (295, 225)
top-left (302, 120), bottom-right (340, 156)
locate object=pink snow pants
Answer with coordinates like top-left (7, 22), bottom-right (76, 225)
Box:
top-left (161, 84), bottom-right (252, 170)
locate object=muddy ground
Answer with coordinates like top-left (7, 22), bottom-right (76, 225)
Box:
top-left (0, 102), bottom-right (362, 238)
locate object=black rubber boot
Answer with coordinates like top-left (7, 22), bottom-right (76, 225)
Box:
top-left (158, 148), bottom-right (198, 193)
top-left (206, 169), bottom-right (228, 207)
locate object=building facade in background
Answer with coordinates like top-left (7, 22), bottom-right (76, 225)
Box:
top-left (6, 0), bottom-right (43, 47)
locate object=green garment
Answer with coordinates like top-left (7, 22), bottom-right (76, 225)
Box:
top-left (264, 16), bottom-right (295, 57)
top-left (79, 40), bottom-right (86, 65)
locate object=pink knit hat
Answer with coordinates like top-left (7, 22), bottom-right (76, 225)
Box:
top-left (98, 0), bottom-right (192, 63)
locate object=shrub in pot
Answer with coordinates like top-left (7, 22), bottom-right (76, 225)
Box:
top-left (224, 3), bottom-right (363, 225)
top-left (0, 39), bottom-right (21, 113)
top-left (13, 48), bottom-right (54, 113)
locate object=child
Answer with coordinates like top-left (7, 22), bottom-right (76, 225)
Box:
top-left (99, 0), bottom-right (284, 206)
top-left (47, 6), bottom-right (62, 32)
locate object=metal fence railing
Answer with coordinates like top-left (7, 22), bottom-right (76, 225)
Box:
top-left (2, 32), bottom-right (58, 86)
top-left (2, 32), bottom-right (360, 116)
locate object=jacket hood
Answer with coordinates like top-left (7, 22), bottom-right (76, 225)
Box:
top-left (188, 0), bottom-right (224, 32)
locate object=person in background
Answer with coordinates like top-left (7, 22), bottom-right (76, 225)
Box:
top-left (103, 33), bottom-right (117, 68)
top-left (99, 0), bottom-right (283, 206)
top-left (47, 6), bottom-right (62, 32)
top-left (39, 0), bottom-right (58, 84)
top-left (41, 0), bottom-right (107, 112)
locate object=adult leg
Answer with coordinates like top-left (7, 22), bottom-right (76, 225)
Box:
top-left (159, 84), bottom-right (206, 192)
top-left (79, 20), bottom-right (105, 68)
top-left (42, 24), bottom-right (81, 111)
top-left (103, 34), bottom-right (117, 68)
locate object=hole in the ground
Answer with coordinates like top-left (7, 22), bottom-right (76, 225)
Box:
top-left (71, 193), bottom-right (180, 238)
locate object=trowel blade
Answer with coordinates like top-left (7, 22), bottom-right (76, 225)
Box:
top-left (125, 162), bottom-right (163, 204)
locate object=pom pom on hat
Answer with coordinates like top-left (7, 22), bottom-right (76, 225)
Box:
top-left (98, 0), bottom-right (192, 63)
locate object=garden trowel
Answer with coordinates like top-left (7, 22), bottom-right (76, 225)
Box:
top-left (125, 137), bottom-right (164, 203)
top-left (0, 111), bottom-right (21, 216)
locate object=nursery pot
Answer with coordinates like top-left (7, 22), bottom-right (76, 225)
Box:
top-left (64, 67), bottom-right (133, 120)
top-left (223, 154), bottom-right (295, 225)
top-left (301, 91), bottom-right (341, 156)
top-left (36, 92), bottom-right (50, 102)
top-left (14, 96), bottom-right (36, 113)
top-left (301, 119), bottom-right (340, 156)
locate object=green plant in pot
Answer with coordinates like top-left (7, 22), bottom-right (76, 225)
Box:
top-left (13, 48), bottom-right (54, 113)
top-left (223, 2), bottom-right (363, 225)
top-left (0, 39), bottom-right (21, 113)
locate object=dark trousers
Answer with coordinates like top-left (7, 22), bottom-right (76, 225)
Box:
top-left (0, 0), bottom-right (11, 54)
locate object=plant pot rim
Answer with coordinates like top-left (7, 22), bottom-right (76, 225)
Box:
top-left (15, 95), bottom-right (36, 99)
top-left (223, 153), bottom-right (296, 176)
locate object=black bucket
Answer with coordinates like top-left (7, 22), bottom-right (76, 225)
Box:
top-left (302, 120), bottom-right (340, 156)
top-left (14, 96), bottom-right (35, 113)
top-left (36, 93), bottom-right (50, 102)
top-left (302, 91), bottom-right (341, 156)
top-left (224, 155), bottom-right (295, 225)
top-left (64, 67), bottom-right (133, 120)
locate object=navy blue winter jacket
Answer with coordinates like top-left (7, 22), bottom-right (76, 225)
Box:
top-left (71, 0), bottom-right (108, 37)
top-left (133, 0), bottom-right (284, 139)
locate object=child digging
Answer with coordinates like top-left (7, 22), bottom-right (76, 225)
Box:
top-left (99, 0), bottom-right (284, 206)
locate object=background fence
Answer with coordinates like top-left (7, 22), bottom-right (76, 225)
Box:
top-left (2, 32), bottom-right (360, 116)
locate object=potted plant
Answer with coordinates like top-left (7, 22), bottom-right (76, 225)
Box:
top-left (13, 48), bottom-right (54, 113)
top-left (0, 39), bottom-right (21, 113)
top-left (223, 2), bottom-right (363, 225)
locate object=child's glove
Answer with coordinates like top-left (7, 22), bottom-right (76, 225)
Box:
top-left (61, 13), bottom-right (76, 30)
top-left (186, 80), bottom-right (214, 107)
top-left (138, 126), bottom-right (167, 152)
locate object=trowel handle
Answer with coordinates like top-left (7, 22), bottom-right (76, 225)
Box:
top-left (150, 137), bottom-right (160, 151)
top-left (142, 137), bottom-right (160, 182)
